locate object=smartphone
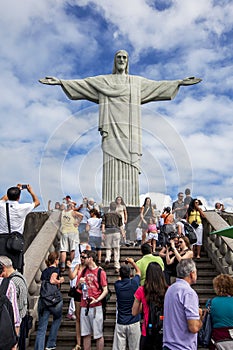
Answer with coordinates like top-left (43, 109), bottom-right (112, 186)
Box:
top-left (21, 184), bottom-right (27, 189)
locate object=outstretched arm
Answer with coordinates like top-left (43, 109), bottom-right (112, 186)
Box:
top-left (179, 77), bottom-right (202, 86)
top-left (39, 76), bottom-right (61, 85)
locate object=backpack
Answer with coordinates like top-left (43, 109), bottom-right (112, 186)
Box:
top-left (8, 273), bottom-right (33, 338)
top-left (146, 300), bottom-right (164, 347)
top-left (40, 280), bottom-right (62, 307)
top-left (182, 221), bottom-right (197, 244)
top-left (97, 268), bottom-right (112, 320)
top-left (0, 278), bottom-right (18, 350)
top-left (198, 299), bottom-right (212, 347)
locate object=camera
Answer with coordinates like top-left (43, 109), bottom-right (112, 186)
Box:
top-left (163, 232), bottom-right (178, 248)
top-left (21, 185), bottom-right (27, 189)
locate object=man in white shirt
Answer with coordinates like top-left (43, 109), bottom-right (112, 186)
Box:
top-left (0, 184), bottom-right (40, 272)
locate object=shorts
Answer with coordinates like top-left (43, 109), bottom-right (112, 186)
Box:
top-left (60, 232), bottom-right (79, 252)
top-left (148, 232), bottom-right (158, 240)
top-left (89, 236), bottom-right (102, 250)
top-left (80, 306), bottom-right (103, 339)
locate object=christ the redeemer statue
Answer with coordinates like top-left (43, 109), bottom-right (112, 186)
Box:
top-left (39, 50), bottom-right (201, 206)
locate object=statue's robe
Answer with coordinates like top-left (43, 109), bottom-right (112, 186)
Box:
top-left (61, 74), bottom-right (181, 206)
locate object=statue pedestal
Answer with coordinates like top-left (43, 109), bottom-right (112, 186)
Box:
top-left (125, 206), bottom-right (141, 241)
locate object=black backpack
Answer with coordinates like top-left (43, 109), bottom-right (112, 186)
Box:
top-left (146, 301), bottom-right (164, 349)
top-left (0, 278), bottom-right (18, 350)
top-left (183, 221), bottom-right (197, 244)
top-left (40, 280), bottom-right (62, 307)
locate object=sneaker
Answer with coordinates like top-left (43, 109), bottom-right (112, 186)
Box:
top-left (45, 348), bottom-right (56, 350)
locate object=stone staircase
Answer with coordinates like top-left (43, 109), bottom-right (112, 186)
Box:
top-left (27, 245), bottom-right (218, 350)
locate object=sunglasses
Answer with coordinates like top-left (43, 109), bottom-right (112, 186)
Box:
top-left (81, 256), bottom-right (87, 259)
top-left (179, 241), bottom-right (184, 244)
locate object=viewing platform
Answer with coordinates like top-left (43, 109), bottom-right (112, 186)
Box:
top-left (22, 209), bottom-right (233, 349)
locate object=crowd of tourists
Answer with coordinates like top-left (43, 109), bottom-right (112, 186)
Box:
top-left (0, 184), bottom-right (232, 350)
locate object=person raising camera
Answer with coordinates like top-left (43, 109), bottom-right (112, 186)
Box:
top-left (166, 235), bottom-right (193, 268)
top-left (0, 184), bottom-right (40, 273)
top-left (159, 234), bottom-right (179, 285)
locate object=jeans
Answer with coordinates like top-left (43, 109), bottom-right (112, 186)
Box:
top-left (34, 298), bottom-right (63, 350)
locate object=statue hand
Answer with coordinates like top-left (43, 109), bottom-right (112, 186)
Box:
top-left (180, 77), bottom-right (202, 86)
top-left (38, 76), bottom-right (61, 85)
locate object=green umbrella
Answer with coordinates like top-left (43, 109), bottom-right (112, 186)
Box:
top-left (210, 226), bottom-right (233, 238)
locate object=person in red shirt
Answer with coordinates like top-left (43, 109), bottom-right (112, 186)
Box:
top-left (77, 250), bottom-right (108, 350)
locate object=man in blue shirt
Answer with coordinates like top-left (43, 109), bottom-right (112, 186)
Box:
top-left (112, 258), bottom-right (141, 350)
top-left (163, 259), bottom-right (203, 350)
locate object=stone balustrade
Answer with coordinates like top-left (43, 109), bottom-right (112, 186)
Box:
top-left (203, 211), bottom-right (233, 275)
top-left (23, 211), bottom-right (61, 336)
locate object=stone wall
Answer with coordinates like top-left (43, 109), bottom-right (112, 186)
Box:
top-left (23, 211), bottom-right (49, 251)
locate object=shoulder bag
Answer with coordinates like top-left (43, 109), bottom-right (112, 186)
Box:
top-left (191, 211), bottom-right (199, 229)
top-left (68, 285), bottom-right (82, 302)
top-left (198, 299), bottom-right (212, 347)
top-left (6, 203), bottom-right (24, 252)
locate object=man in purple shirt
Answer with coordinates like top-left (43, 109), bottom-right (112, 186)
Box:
top-left (163, 259), bottom-right (203, 350)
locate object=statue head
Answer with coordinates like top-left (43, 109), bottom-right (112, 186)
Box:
top-left (112, 50), bottom-right (129, 74)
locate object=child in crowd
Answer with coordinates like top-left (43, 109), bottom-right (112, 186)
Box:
top-left (135, 226), bottom-right (142, 247)
top-left (147, 217), bottom-right (158, 253)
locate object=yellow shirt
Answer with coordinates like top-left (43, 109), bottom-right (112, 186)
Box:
top-left (60, 210), bottom-right (77, 234)
top-left (188, 210), bottom-right (202, 225)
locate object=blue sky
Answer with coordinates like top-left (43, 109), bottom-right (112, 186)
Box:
top-left (1, 0), bottom-right (233, 211)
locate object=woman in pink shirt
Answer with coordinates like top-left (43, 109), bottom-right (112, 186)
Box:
top-left (132, 262), bottom-right (167, 350)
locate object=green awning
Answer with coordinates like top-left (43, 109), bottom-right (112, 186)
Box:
top-left (210, 226), bottom-right (233, 238)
